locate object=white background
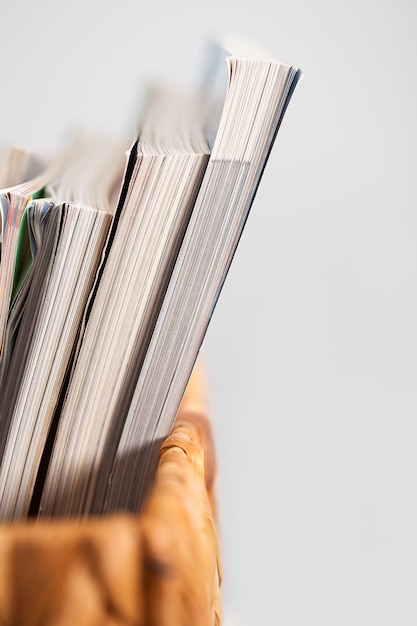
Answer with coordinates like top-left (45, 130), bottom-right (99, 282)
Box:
top-left (2, 1), bottom-right (417, 624)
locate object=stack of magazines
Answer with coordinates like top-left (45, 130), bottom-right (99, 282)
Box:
top-left (0, 35), bottom-right (302, 521)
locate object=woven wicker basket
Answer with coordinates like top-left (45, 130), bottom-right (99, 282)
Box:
top-left (0, 364), bottom-right (222, 625)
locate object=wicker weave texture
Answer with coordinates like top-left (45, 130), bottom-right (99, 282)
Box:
top-left (0, 364), bottom-right (222, 625)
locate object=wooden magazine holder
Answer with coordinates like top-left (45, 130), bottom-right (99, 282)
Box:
top-left (0, 364), bottom-right (222, 625)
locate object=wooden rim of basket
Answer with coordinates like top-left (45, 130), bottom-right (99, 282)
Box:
top-left (0, 361), bottom-right (222, 626)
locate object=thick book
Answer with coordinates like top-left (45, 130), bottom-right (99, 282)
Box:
top-left (0, 35), bottom-right (302, 521)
